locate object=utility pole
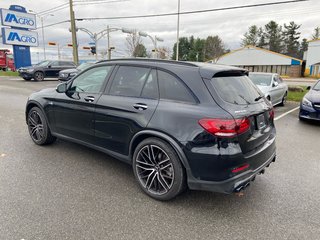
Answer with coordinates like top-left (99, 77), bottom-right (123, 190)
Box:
top-left (107, 25), bottom-right (111, 60)
top-left (69, 0), bottom-right (79, 64)
top-left (176, 0), bottom-right (181, 61)
top-left (40, 17), bottom-right (46, 60)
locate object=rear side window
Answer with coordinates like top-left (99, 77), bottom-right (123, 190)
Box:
top-left (158, 70), bottom-right (195, 103)
top-left (211, 75), bottom-right (262, 105)
top-left (109, 66), bottom-right (151, 97)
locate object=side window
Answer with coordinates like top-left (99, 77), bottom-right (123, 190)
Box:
top-left (158, 70), bottom-right (195, 103)
top-left (273, 75), bottom-right (279, 83)
top-left (141, 69), bottom-right (158, 99)
top-left (64, 62), bottom-right (75, 67)
top-left (70, 66), bottom-right (112, 93)
top-left (109, 66), bottom-right (150, 97)
top-left (50, 61), bottom-right (59, 67)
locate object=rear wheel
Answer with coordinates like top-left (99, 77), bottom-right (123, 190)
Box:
top-left (34, 71), bottom-right (44, 81)
top-left (280, 92), bottom-right (287, 106)
top-left (27, 107), bottom-right (56, 145)
top-left (133, 138), bottom-right (186, 201)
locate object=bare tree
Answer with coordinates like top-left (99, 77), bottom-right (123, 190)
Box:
top-left (158, 46), bottom-right (171, 59)
top-left (125, 30), bottom-right (142, 57)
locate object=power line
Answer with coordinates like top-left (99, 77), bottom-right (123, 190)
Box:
top-left (76, 0), bottom-right (308, 21)
top-left (37, 0), bottom-right (128, 16)
top-left (40, 0), bottom-right (308, 28)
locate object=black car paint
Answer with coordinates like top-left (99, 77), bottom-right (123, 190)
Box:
top-left (299, 80), bottom-right (320, 120)
top-left (19, 61), bottom-right (76, 80)
top-left (26, 59), bottom-right (276, 194)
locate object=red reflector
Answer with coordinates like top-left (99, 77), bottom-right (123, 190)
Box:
top-left (232, 164), bottom-right (250, 173)
top-left (269, 108), bottom-right (275, 120)
top-left (198, 118), bottom-right (250, 138)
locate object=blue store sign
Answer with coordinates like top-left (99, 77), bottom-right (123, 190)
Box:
top-left (0, 5), bottom-right (37, 69)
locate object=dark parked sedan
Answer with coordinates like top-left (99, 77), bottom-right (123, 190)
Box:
top-left (58, 62), bottom-right (94, 81)
top-left (18, 60), bottom-right (76, 81)
top-left (25, 59), bottom-right (276, 200)
top-left (299, 79), bottom-right (320, 121)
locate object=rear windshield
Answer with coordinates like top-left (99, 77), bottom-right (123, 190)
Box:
top-left (313, 81), bottom-right (320, 90)
top-left (210, 75), bottom-right (262, 105)
top-left (249, 73), bottom-right (272, 86)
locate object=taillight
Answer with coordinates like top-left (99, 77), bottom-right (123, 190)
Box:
top-left (269, 108), bottom-right (274, 120)
top-left (232, 163), bottom-right (250, 173)
top-left (198, 118), bottom-right (250, 138)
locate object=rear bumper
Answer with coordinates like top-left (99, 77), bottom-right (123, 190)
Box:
top-left (187, 153), bottom-right (276, 194)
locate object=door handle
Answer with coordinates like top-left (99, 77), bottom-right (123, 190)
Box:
top-left (84, 96), bottom-right (95, 102)
top-left (133, 103), bottom-right (148, 110)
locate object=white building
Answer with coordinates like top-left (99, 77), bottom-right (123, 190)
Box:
top-left (215, 45), bottom-right (302, 77)
top-left (304, 39), bottom-right (320, 77)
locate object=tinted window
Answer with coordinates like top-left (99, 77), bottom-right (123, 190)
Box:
top-left (158, 70), bottom-right (195, 103)
top-left (211, 75), bottom-right (262, 105)
top-left (70, 66), bottom-right (112, 93)
top-left (109, 66), bottom-right (150, 97)
top-left (50, 61), bottom-right (59, 67)
top-left (249, 73), bottom-right (272, 86)
top-left (313, 80), bottom-right (320, 90)
top-left (64, 62), bottom-right (75, 66)
top-left (141, 70), bottom-right (158, 99)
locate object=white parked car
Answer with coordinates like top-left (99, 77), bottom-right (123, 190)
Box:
top-left (249, 72), bottom-right (288, 106)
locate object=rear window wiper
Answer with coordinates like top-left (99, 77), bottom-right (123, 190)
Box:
top-left (255, 96), bottom-right (263, 101)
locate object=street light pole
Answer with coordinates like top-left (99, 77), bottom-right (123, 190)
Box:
top-left (69, 0), bottom-right (79, 64)
top-left (176, 0), bottom-right (181, 61)
top-left (40, 17), bottom-right (46, 60)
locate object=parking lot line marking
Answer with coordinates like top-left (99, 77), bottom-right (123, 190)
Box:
top-left (274, 106), bottom-right (300, 121)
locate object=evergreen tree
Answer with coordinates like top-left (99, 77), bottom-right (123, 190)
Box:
top-left (283, 21), bottom-right (301, 58)
top-left (241, 25), bottom-right (259, 46)
top-left (264, 21), bottom-right (284, 53)
top-left (299, 38), bottom-right (308, 59)
top-left (311, 27), bottom-right (320, 40)
top-left (257, 27), bottom-right (267, 48)
top-left (133, 43), bottom-right (147, 57)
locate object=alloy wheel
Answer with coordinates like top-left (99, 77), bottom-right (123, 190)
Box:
top-left (28, 110), bottom-right (44, 142)
top-left (135, 144), bottom-right (174, 195)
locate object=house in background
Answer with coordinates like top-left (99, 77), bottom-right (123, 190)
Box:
top-left (304, 39), bottom-right (320, 77)
top-left (213, 45), bottom-right (302, 77)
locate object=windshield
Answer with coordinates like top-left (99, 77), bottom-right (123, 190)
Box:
top-left (35, 60), bottom-right (51, 67)
top-left (249, 73), bottom-right (272, 86)
top-left (313, 81), bottom-right (320, 90)
top-left (210, 75), bottom-right (263, 105)
top-left (77, 62), bottom-right (93, 71)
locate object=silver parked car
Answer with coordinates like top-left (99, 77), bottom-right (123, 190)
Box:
top-left (249, 72), bottom-right (288, 106)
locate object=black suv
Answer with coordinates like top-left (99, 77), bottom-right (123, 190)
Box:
top-left (25, 59), bottom-right (276, 200)
top-left (18, 60), bottom-right (76, 81)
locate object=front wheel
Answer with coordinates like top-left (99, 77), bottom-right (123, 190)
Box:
top-left (133, 138), bottom-right (186, 201)
top-left (27, 107), bottom-right (56, 145)
top-left (280, 92), bottom-right (287, 106)
top-left (34, 71), bottom-right (44, 81)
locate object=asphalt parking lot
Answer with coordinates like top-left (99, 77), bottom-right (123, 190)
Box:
top-left (0, 77), bottom-right (320, 240)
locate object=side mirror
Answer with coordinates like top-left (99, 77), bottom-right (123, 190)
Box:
top-left (56, 82), bottom-right (68, 93)
top-left (48, 65), bottom-right (52, 68)
top-left (306, 86), bottom-right (311, 90)
top-left (273, 81), bottom-right (279, 87)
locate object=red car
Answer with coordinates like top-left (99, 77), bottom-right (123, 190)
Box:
top-left (0, 49), bottom-right (15, 71)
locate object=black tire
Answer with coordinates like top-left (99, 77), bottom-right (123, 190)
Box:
top-left (27, 107), bottom-right (56, 145)
top-left (133, 137), bottom-right (186, 201)
top-left (280, 92), bottom-right (287, 106)
top-left (34, 71), bottom-right (44, 81)
top-left (23, 77), bottom-right (32, 81)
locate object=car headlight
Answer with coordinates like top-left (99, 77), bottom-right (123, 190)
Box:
top-left (26, 69), bottom-right (34, 73)
top-left (302, 97), bottom-right (312, 107)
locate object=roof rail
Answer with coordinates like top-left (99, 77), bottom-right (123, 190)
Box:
top-left (96, 58), bottom-right (198, 67)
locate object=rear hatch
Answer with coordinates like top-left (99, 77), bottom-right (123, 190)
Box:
top-left (204, 70), bottom-right (275, 155)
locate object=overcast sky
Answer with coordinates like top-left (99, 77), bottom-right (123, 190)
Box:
top-left (1, 0), bottom-right (320, 62)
